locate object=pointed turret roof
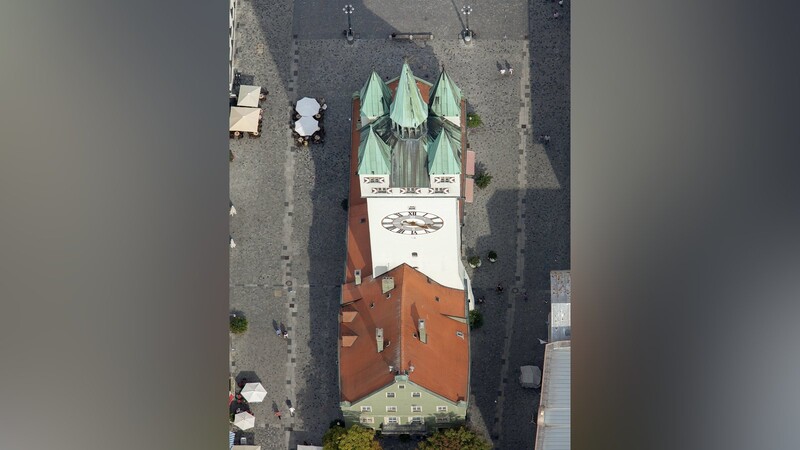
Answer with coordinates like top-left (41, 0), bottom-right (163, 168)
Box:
top-left (359, 70), bottom-right (393, 118)
top-left (389, 62), bottom-right (429, 129)
top-left (357, 125), bottom-right (392, 175)
top-left (429, 67), bottom-right (462, 118)
top-left (427, 129), bottom-right (461, 175)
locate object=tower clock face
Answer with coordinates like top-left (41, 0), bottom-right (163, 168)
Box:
top-left (381, 211), bottom-right (444, 235)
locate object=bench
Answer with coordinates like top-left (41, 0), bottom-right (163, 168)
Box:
top-left (389, 32), bottom-right (434, 41)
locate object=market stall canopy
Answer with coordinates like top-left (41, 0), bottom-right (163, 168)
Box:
top-left (294, 116), bottom-right (320, 136)
top-left (240, 382), bottom-right (267, 403)
top-left (295, 97), bottom-right (320, 116)
top-left (237, 85), bottom-right (261, 107)
top-left (233, 411), bottom-right (255, 430)
top-left (229, 107), bottom-right (260, 133)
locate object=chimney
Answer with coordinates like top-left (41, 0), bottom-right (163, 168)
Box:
top-left (382, 277), bottom-right (395, 294)
top-left (354, 269), bottom-right (362, 285)
top-left (376, 328), bottom-right (384, 352)
top-left (418, 320), bottom-right (427, 344)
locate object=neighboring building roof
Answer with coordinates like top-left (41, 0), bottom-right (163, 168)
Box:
top-left (427, 128), bottom-right (462, 175)
top-left (389, 62), bottom-right (429, 129)
top-left (429, 68), bottom-right (462, 117)
top-left (549, 270), bottom-right (571, 342)
top-left (535, 341), bottom-right (571, 450)
top-left (360, 70), bottom-right (393, 119)
top-left (339, 264), bottom-right (468, 404)
top-left (550, 270), bottom-right (571, 303)
top-left (358, 125), bottom-right (392, 175)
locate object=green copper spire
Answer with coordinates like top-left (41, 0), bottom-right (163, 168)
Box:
top-left (357, 125), bottom-right (392, 175)
top-left (429, 67), bottom-right (462, 118)
top-left (359, 70), bottom-right (393, 119)
top-left (389, 62), bottom-right (429, 129)
top-left (427, 129), bottom-right (461, 175)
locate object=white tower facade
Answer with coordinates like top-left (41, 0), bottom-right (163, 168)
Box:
top-left (366, 196), bottom-right (465, 289)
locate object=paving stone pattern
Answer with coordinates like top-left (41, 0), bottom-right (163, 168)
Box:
top-left (229, 1), bottom-right (569, 449)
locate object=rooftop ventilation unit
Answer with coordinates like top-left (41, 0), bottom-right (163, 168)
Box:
top-left (376, 328), bottom-right (384, 352)
top-left (382, 277), bottom-right (395, 294)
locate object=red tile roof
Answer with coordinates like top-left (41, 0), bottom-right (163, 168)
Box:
top-left (339, 264), bottom-right (469, 403)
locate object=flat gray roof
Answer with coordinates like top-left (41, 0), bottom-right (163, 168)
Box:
top-left (549, 270), bottom-right (571, 342)
top-left (535, 341), bottom-right (571, 450)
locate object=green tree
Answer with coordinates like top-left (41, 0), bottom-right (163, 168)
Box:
top-left (468, 310), bottom-right (483, 329)
top-left (467, 113), bottom-right (483, 128)
top-left (323, 425), bottom-right (382, 450)
top-left (474, 172), bottom-right (492, 189)
top-left (417, 427), bottom-right (491, 450)
top-left (229, 315), bottom-right (248, 334)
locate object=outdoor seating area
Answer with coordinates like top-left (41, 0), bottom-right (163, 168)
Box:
top-left (229, 377), bottom-right (266, 431)
top-left (230, 84), bottom-right (267, 139)
top-left (292, 97), bottom-right (327, 147)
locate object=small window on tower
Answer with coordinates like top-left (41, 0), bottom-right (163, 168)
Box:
top-left (412, 252), bottom-right (418, 257)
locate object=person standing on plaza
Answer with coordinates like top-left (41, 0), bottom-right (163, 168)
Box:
top-left (274, 411), bottom-right (282, 420)
top-left (289, 406), bottom-right (296, 417)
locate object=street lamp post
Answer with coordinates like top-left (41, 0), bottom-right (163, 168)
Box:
top-left (343, 4), bottom-right (355, 44)
top-left (461, 5), bottom-right (473, 43)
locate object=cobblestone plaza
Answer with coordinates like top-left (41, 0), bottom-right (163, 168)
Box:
top-left (229, 1), bottom-right (569, 448)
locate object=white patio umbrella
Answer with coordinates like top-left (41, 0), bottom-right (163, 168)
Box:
top-left (237, 85), bottom-right (262, 107)
top-left (295, 97), bottom-right (320, 116)
top-left (229, 107), bottom-right (260, 133)
top-left (240, 382), bottom-right (267, 403)
top-left (294, 116), bottom-right (319, 137)
top-left (233, 411), bottom-right (255, 430)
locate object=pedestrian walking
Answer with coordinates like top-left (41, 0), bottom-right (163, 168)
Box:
top-left (500, 68), bottom-right (506, 75)
top-left (553, 11), bottom-right (561, 19)
top-left (544, 135), bottom-right (551, 144)
top-left (476, 296), bottom-right (485, 305)
top-left (559, 0), bottom-right (564, 6)
top-left (230, 204), bottom-right (237, 216)
top-left (496, 283), bottom-right (504, 294)
top-left (289, 407), bottom-right (296, 416)
top-left (283, 331), bottom-right (289, 339)
top-left (508, 67), bottom-right (513, 75)
top-left (275, 328), bottom-right (282, 337)
top-left (229, 237), bottom-right (236, 249)
top-left (275, 411), bottom-right (282, 420)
